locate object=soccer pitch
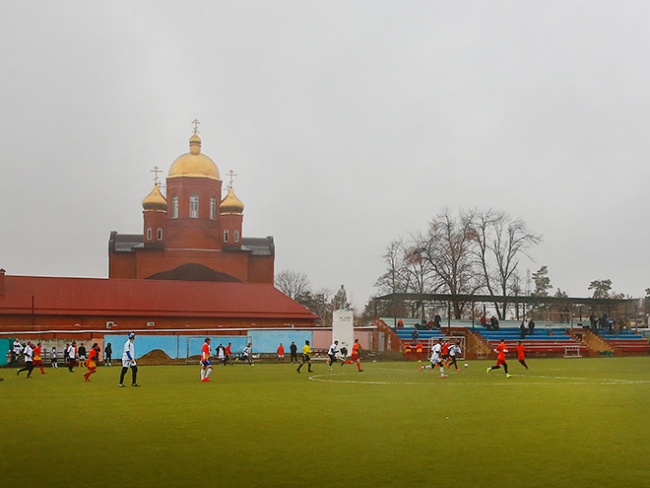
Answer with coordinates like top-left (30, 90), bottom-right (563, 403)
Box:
top-left (3, 357), bottom-right (650, 487)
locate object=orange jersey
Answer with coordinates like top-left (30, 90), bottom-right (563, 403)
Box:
top-left (277, 345), bottom-right (285, 355)
top-left (496, 342), bottom-right (508, 361)
top-left (441, 343), bottom-right (450, 355)
top-left (515, 344), bottom-right (526, 360)
top-left (87, 348), bottom-right (98, 369)
top-left (33, 345), bottom-right (42, 361)
top-left (201, 343), bottom-right (211, 361)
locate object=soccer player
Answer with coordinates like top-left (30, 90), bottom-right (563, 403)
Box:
top-left (33, 342), bottom-right (47, 374)
top-left (224, 342), bottom-right (232, 365)
top-left (243, 342), bottom-right (254, 366)
top-left (84, 343), bottom-right (100, 382)
top-left (119, 332), bottom-right (139, 387)
top-left (277, 343), bottom-right (285, 363)
top-left (200, 338), bottom-right (213, 382)
top-left (16, 341), bottom-right (35, 378)
top-left (342, 339), bottom-right (364, 372)
top-left (67, 341), bottom-right (77, 372)
top-left (515, 340), bottom-right (528, 370)
top-left (447, 340), bottom-right (462, 372)
top-left (51, 345), bottom-right (58, 368)
top-left (78, 343), bottom-right (87, 368)
top-left (216, 343), bottom-right (226, 365)
top-left (327, 340), bottom-right (339, 370)
top-left (296, 340), bottom-right (313, 373)
top-left (419, 338), bottom-right (447, 378)
top-left (486, 338), bottom-right (512, 378)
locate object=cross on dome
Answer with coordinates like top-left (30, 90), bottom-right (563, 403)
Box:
top-left (191, 118), bottom-right (201, 134)
top-left (150, 165), bottom-right (162, 185)
top-left (226, 169), bottom-right (237, 189)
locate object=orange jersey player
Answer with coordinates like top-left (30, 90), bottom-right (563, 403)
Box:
top-left (486, 338), bottom-right (512, 378)
top-left (33, 342), bottom-right (47, 375)
top-left (342, 339), bottom-right (363, 372)
top-left (515, 341), bottom-right (528, 370)
top-left (200, 338), bottom-right (213, 382)
top-left (84, 343), bottom-right (100, 382)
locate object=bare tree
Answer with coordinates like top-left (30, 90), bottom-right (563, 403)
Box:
top-left (275, 269), bottom-right (311, 300)
top-left (472, 210), bottom-right (542, 319)
top-left (421, 208), bottom-right (480, 319)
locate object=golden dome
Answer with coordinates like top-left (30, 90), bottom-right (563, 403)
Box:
top-left (168, 132), bottom-right (220, 180)
top-left (142, 184), bottom-right (167, 211)
top-left (220, 187), bottom-right (244, 215)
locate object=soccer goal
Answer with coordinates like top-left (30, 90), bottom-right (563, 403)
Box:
top-left (564, 345), bottom-right (581, 358)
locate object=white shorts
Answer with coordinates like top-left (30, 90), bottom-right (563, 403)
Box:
top-left (122, 359), bottom-right (136, 368)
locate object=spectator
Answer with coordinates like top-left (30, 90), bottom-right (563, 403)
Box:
top-left (104, 342), bottom-right (113, 366)
top-left (528, 319), bottom-right (535, 336)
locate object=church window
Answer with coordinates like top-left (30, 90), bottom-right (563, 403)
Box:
top-left (190, 195), bottom-right (199, 218)
top-left (146, 227), bottom-right (152, 241)
top-left (224, 229), bottom-right (229, 242)
top-left (171, 196), bottom-right (179, 219)
top-left (157, 227), bottom-right (163, 241)
top-left (234, 230), bottom-right (240, 242)
top-left (210, 197), bottom-right (216, 220)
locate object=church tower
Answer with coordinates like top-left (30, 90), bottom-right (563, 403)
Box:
top-left (220, 172), bottom-right (244, 249)
top-left (109, 120), bottom-right (274, 284)
top-left (142, 183), bottom-right (167, 248)
top-left (165, 121), bottom-right (223, 250)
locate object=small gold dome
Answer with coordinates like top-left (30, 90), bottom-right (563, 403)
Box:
top-left (142, 184), bottom-right (167, 211)
top-left (168, 133), bottom-right (221, 180)
top-left (220, 187), bottom-right (244, 215)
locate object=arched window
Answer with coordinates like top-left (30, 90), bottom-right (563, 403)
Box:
top-left (171, 196), bottom-right (179, 219)
top-left (146, 227), bottom-right (152, 241)
top-left (157, 227), bottom-right (163, 241)
top-left (234, 230), bottom-right (240, 243)
top-left (223, 229), bottom-right (229, 242)
top-left (190, 195), bottom-right (199, 218)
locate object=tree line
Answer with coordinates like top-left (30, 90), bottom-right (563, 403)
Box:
top-left (276, 207), bottom-right (637, 324)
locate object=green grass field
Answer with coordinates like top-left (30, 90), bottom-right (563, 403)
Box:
top-left (3, 357), bottom-right (650, 487)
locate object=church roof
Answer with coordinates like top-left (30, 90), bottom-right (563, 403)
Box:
top-left (0, 275), bottom-right (316, 322)
top-left (109, 232), bottom-right (274, 256)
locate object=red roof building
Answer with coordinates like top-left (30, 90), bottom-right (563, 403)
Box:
top-left (0, 272), bottom-right (316, 333)
top-left (0, 123), bottom-right (317, 335)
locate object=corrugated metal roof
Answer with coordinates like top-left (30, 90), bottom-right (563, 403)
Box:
top-left (1, 275), bottom-right (316, 320)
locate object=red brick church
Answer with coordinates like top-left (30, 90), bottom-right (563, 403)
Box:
top-left (0, 122), bottom-right (316, 334)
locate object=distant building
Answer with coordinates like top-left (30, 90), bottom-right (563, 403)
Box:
top-left (0, 123), bottom-right (316, 335)
top-left (109, 124), bottom-right (273, 283)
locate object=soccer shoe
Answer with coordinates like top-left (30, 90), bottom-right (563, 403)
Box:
top-left (506, 374), bottom-right (513, 378)
top-left (486, 367), bottom-right (491, 374)
top-left (132, 384), bottom-right (140, 387)
top-left (441, 374), bottom-right (448, 379)
top-left (358, 370), bottom-right (364, 372)
top-left (118, 384), bottom-right (125, 388)
top-left (418, 365), bottom-right (423, 372)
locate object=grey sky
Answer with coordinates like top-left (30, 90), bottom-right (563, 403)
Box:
top-left (2, 1), bottom-right (649, 310)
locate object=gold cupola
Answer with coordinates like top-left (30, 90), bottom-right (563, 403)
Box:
top-left (168, 128), bottom-right (221, 181)
top-left (142, 183), bottom-right (167, 211)
top-left (220, 187), bottom-right (244, 215)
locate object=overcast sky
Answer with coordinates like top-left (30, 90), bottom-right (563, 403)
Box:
top-left (2, 1), bottom-right (649, 310)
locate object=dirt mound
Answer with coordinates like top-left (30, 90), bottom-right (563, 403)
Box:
top-left (138, 349), bottom-right (179, 365)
